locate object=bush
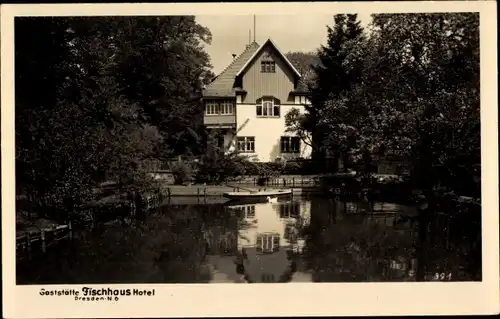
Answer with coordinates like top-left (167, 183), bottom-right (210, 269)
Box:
top-left (194, 142), bottom-right (250, 184)
top-left (281, 160), bottom-right (303, 175)
top-left (168, 158), bottom-right (193, 185)
top-left (243, 162), bottom-right (281, 178)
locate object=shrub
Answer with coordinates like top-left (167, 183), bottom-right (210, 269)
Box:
top-left (194, 139), bottom-right (251, 184)
top-left (168, 158), bottom-right (193, 185)
top-left (281, 160), bottom-right (303, 175)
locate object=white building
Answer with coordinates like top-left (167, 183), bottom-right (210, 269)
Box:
top-left (202, 39), bottom-right (312, 162)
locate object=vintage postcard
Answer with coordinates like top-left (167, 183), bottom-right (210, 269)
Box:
top-left (1, 1), bottom-right (499, 318)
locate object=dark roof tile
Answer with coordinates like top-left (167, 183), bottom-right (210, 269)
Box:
top-left (203, 42), bottom-right (260, 97)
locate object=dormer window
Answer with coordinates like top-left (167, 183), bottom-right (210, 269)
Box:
top-left (256, 97), bottom-right (280, 117)
top-left (261, 61), bottom-right (275, 73)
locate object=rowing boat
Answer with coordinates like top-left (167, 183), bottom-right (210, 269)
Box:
top-left (222, 189), bottom-right (292, 201)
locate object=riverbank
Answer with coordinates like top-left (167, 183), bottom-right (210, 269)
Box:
top-left (160, 184), bottom-right (323, 197)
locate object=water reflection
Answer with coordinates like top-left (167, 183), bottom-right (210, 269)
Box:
top-left (16, 197), bottom-right (481, 284)
top-left (221, 201), bottom-right (310, 283)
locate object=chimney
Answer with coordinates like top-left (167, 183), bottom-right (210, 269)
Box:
top-left (232, 54), bottom-right (237, 59)
top-left (253, 15), bottom-right (256, 42)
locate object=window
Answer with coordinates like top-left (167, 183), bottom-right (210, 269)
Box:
top-left (218, 232), bottom-right (236, 253)
top-left (205, 101), bottom-right (219, 115)
top-left (216, 136), bottom-right (224, 149)
top-left (245, 205), bottom-right (255, 219)
top-left (261, 61), bottom-right (276, 73)
top-left (280, 136), bottom-right (300, 153)
top-left (205, 100), bottom-right (234, 115)
top-left (279, 202), bottom-right (300, 219)
top-left (256, 233), bottom-right (280, 253)
top-left (237, 136), bottom-right (255, 153)
top-left (220, 100), bottom-right (234, 115)
top-left (256, 97), bottom-right (280, 117)
top-left (261, 274), bottom-right (275, 282)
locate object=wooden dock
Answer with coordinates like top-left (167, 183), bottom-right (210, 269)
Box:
top-left (16, 219), bottom-right (72, 264)
top-left (161, 184), bottom-right (322, 198)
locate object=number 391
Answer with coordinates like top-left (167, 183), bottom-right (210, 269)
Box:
top-left (434, 272), bottom-right (452, 281)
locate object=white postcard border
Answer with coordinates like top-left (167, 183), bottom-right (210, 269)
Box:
top-left (2, 2), bottom-right (498, 318)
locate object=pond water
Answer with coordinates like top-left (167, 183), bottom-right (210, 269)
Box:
top-left (17, 196), bottom-right (481, 284)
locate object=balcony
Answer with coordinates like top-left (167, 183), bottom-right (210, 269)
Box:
top-left (203, 114), bottom-right (236, 129)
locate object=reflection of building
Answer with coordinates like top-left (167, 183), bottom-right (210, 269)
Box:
top-left (234, 201), bottom-right (310, 252)
top-left (261, 274), bottom-right (276, 282)
top-left (279, 202), bottom-right (300, 219)
top-left (228, 200), bottom-right (311, 282)
top-left (205, 210), bottom-right (239, 256)
top-left (256, 233), bottom-right (280, 253)
top-left (205, 226), bottom-right (238, 255)
top-left (229, 204), bottom-right (256, 220)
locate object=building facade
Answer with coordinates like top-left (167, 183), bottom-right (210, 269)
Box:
top-left (202, 39), bottom-right (312, 163)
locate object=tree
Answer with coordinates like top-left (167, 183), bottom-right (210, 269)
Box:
top-left (284, 13), bottom-right (480, 197)
top-left (285, 51), bottom-right (320, 89)
top-left (15, 16), bottom-right (216, 219)
top-left (284, 15), bottom-right (367, 172)
top-left (15, 17), bottom-right (74, 200)
top-left (284, 52), bottom-right (320, 155)
top-left (112, 16), bottom-right (214, 159)
top-left (359, 13), bottom-right (479, 194)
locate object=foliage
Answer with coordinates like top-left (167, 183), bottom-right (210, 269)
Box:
top-left (363, 13), bottom-right (480, 196)
top-left (168, 158), bottom-right (193, 185)
top-left (194, 132), bottom-right (249, 184)
top-left (285, 13), bottom-right (480, 196)
top-left (194, 131), bottom-right (288, 183)
top-left (284, 14), bottom-right (367, 165)
top-left (284, 108), bottom-right (314, 151)
top-left (308, 14), bottom-right (367, 160)
top-left (284, 51), bottom-right (320, 155)
top-left (245, 162), bottom-right (282, 178)
top-left (285, 51), bottom-right (320, 89)
top-left (15, 16), bottom-right (214, 216)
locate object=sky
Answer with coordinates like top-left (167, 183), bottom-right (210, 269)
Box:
top-left (196, 14), bottom-right (372, 75)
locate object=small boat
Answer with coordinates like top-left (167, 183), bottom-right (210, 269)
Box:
top-left (223, 189), bottom-right (292, 201)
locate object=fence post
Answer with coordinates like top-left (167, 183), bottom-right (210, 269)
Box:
top-left (292, 177), bottom-right (295, 188)
top-left (41, 230), bottom-right (46, 253)
top-left (26, 232), bottom-right (31, 260)
top-left (68, 221), bottom-right (73, 240)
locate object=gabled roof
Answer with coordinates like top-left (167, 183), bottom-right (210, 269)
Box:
top-left (203, 42), bottom-right (260, 97)
top-left (236, 38), bottom-right (302, 78)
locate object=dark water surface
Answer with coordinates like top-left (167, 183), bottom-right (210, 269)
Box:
top-left (17, 197), bottom-right (481, 284)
